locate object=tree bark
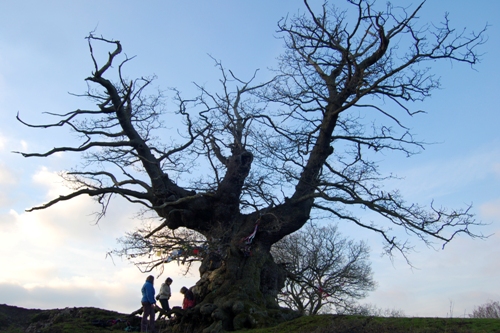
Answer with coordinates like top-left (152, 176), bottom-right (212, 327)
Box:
top-left (174, 238), bottom-right (297, 332)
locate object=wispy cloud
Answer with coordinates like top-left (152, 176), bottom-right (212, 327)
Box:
top-left (480, 199), bottom-right (500, 220)
top-left (0, 164), bottom-right (199, 313)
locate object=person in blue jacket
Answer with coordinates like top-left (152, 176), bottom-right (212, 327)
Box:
top-left (141, 275), bottom-right (156, 332)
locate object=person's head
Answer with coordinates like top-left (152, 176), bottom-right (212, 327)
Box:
top-left (166, 277), bottom-right (173, 285)
top-left (146, 275), bottom-right (154, 283)
top-left (180, 286), bottom-right (188, 294)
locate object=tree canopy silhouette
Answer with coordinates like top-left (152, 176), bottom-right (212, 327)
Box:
top-left (16, 0), bottom-right (486, 331)
top-left (272, 223), bottom-right (375, 315)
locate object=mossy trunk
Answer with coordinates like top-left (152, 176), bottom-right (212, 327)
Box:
top-left (172, 240), bottom-right (298, 333)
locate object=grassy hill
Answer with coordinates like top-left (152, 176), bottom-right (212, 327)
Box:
top-left (0, 304), bottom-right (139, 333)
top-left (1, 304), bottom-right (500, 333)
top-left (233, 314), bottom-right (500, 333)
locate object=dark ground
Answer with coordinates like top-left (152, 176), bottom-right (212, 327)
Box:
top-left (2, 304), bottom-right (500, 333)
top-left (0, 304), bottom-right (143, 332)
top-left (0, 304), bottom-right (44, 331)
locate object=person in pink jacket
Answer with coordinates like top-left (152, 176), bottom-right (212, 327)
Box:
top-left (180, 286), bottom-right (195, 310)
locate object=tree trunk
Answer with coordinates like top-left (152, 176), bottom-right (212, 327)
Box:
top-left (172, 239), bottom-right (298, 333)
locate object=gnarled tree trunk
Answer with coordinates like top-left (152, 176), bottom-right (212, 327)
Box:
top-left (163, 217), bottom-right (302, 332)
top-left (187, 243), bottom-right (292, 332)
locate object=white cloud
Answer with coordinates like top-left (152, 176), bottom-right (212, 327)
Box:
top-left (0, 261), bottom-right (196, 312)
top-left (20, 140), bottom-right (28, 151)
top-left (26, 167), bottom-right (142, 240)
top-left (9, 208), bottom-right (61, 245)
top-left (381, 144), bottom-right (500, 202)
top-left (32, 166), bottom-right (71, 197)
top-left (0, 135), bottom-right (18, 188)
top-left (0, 163), bottom-right (17, 185)
top-left (364, 229), bottom-right (500, 317)
top-left (0, 162), bottom-right (19, 207)
top-left (0, 164), bottom-right (200, 313)
top-left (322, 143), bottom-right (500, 317)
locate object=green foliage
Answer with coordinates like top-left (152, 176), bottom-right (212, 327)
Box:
top-left (31, 310), bottom-right (55, 322)
top-left (1, 328), bottom-right (24, 333)
top-left (0, 311), bottom-right (10, 328)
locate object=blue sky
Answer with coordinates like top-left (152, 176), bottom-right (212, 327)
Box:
top-left (0, 0), bottom-right (499, 317)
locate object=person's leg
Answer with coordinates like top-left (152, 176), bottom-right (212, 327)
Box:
top-left (141, 302), bottom-right (150, 332)
top-left (159, 299), bottom-right (167, 311)
top-left (148, 305), bottom-right (156, 332)
top-left (159, 299), bottom-right (169, 319)
top-left (166, 300), bottom-right (171, 317)
top-left (164, 299), bottom-right (172, 312)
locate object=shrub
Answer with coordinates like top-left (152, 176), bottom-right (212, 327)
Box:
top-left (469, 300), bottom-right (500, 318)
top-left (344, 303), bottom-right (405, 318)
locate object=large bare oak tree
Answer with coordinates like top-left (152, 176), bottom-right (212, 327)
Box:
top-left (16, 1), bottom-right (486, 331)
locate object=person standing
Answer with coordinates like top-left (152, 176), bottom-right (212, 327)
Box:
top-left (156, 277), bottom-right (173, 317)
top-left (141, 275), bottom-right (156, 332)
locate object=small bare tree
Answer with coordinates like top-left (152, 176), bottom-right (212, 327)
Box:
top-left (272, 223), bottom-right (375, 315)
top-left (346, 303), bottom-right (405, 317)
top-left (469, 300), bottom-right (500, 318)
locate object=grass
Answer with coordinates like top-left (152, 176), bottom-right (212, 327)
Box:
top-left (232, 315), bottom-right (500, 333)
top-left (2, 305), bottom-right (500, 332)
